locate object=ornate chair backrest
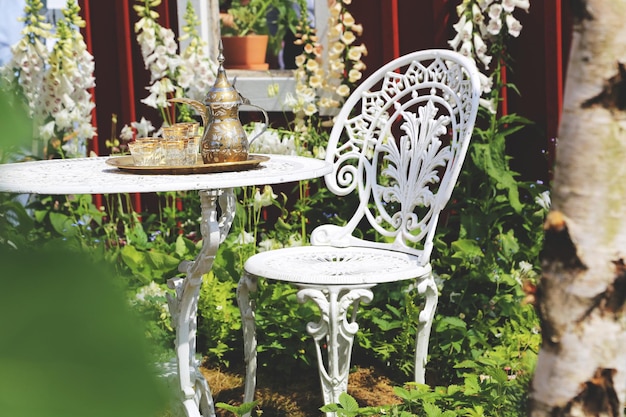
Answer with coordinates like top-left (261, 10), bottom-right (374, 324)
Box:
top-left (311, 50), bottom-right (482, 265)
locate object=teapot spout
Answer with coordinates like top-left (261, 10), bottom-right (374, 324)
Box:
top-left (168, 97), bottom-right (209, 128)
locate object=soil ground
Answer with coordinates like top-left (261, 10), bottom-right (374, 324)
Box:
top-left (202, 363), bottom-right (403, 417)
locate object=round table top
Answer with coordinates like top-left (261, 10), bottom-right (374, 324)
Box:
top-left (0, 154), bottom-right (332, 195)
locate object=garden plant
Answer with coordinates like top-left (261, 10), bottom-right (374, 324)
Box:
top-left (0, 0), bottom-right (550, 416)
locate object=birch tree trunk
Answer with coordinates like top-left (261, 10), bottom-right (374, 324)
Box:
top-left (528, 1), bottom-right (626, 416)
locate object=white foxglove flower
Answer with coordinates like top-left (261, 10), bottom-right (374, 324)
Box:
top-left (505, 14), bottom-right (523, 37)
top-left (451, 14), bottom-right (468, 38)
top-left (503, 0), bottom-right (530, 13)
top-left (348, 69), bottom-right (362, 83)
top-left (487, 16), bottom-right (503, 35)
top-left (473, 33), bottom-right (492, 68)
top-left (40, 121), bottom-right (56, 141)
top-left (479, 72), bottom-right (493, 94)
top-left (460, 40), bottom-right (473, 58)
top-left (336, 84), bottom-right (351, 97)
top-left (343, 12), bottom-right (356, 26)
top-left (478, 0), bottom-right (495, 11)
top-left (488, 3), bottom-right (503, 19)
top-left (341, 30), bottom-right (356, 45)
top-left (479, 97), bottom-right (497, 114)
top-left (472, 3), bottom-right (484, 24)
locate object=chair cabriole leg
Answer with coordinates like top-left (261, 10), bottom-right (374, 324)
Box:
top-left (414, 274), bottom-right (438, 384)
top-left (297, 285), bottom-right (374, 414)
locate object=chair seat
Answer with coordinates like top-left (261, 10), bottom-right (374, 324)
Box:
top-left (244, 245), bottom-right (431, 286)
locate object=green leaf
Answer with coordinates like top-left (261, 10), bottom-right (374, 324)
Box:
top-left (463, 374), bottom-right (481, 395)
top-left (423, 401), bottom-right (442, 417)
top-left (338, 392), bottom-right (360, 412)
top-left (436, 316), bottom-right (467, 330)
top-left (451, 239), bottom-right (484, 259)
top-left (471, 141), bottom-right (523, 213)
top-left (320, 404), bottom-right (341, 413)
top-left (128, 221), bottom-right (148, 247)
top-left (216, 401), bottom-right (258, 416)
top-left (175, 234), bottom-right (195, 257)
top-left (49, 211), bottom-right (77, 237)
top-left (498, 229), bottom-right (519, 260)
top-left (0, 89), bottom-right (32, 150)
top-left (146, 250), bottom-right (179, 275)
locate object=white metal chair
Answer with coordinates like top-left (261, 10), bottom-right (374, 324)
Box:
top-left (237, 49), bottom-right (482, 410)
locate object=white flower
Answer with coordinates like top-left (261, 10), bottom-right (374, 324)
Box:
top-left (120, 125), bottom-right (135, 141)
top-left (306, 58), bottom-right (320, 72)
top-left (479, 72), bottom-right (493, 94)
top-left (459, 40), bottom-right (473, 58)
top-left (40, 121), bottom-right (56, 141)
top-left (487, 16), bottom-right (503, 35)
top-left (348, 69), bottom-right (362, 83)
top-left (479, 97), bottom-right (497, 114)
top-left (235, 230), bottom-right (255, 245)
top-left (136, 282), bottom-right (167, 302)
top-left (284, 92), bottom-right (298, 107)
top-left (488, 3), bottom-right (503, 19)
top-left (478, 0), bottom-right (495, 11)
top-left (303, 102), bottom-right (317, 116)
top-left (76, 122), bottom-right (97, 141)
top-left (343, 12), bottom-right (355, 27)
top-left (505, 14), bottom-right (523, 37)
top-left (258, 238), bottom-right (282, 252)
top-left (503, 0), bottom-right (530, 13)
top-left (314, 145), bottom-right (326, 160)
top-left (472, 3), bottom-right (484, 24)
top-left (287, 233), bottom-right (304, 247)
top-left (452, 13), bottom-right (468, 35)
top-left (518, 261), bottom-right (534, 276)
top-left (131, 117), bottom-right (156, 137)
top-left (253, 185), bottom-right (277, 210)
top-left (341, 30), bottom-right (356, 45)
top-left (535, 190), bottom-right (551, 211)
top-left (331, 41), bottom-right (346, 55)
top-left (473, 33), bottom-right (492, 68)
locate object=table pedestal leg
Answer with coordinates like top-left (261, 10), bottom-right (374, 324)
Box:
top-left (297, 285), bottom-right (374, 414)
top-left (167, 189), bottom-right (236, 417)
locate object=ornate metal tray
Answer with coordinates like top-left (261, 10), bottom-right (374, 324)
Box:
top-left (106, 154), bottom-right (270, 175)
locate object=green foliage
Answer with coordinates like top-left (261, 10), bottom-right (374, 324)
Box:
top-left (221, 0), bottom-right (300, 55)
top-left (216, 401), bottom-right (258, 417)
top-left (0, 245), bottom-right (170, 417)
top-left (322, 357), bottom-right (535, 417)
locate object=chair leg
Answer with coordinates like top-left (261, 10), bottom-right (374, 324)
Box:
top-left (237, 272), bottom-right (258, 415)
top-left (414, 274), bottom-right (438, 384)
top-left (297, 285), bottom-right (374, 410)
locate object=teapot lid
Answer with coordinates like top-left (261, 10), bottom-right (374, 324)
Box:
top-left (205, 42), bottom-right (242, 106)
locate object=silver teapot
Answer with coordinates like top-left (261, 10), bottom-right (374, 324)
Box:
top-left (169, 46), bottom-right (268, 164)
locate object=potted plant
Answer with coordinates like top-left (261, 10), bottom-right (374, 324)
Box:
top-left (220, 0), bottom-right (301, 69)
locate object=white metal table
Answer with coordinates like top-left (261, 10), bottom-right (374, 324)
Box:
top-left (0, 154), bottom-right (331, 417)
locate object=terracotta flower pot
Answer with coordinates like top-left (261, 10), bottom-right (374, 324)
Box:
top-left (221, 35), bottom-right (269, 70)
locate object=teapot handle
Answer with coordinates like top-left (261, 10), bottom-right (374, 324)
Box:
top-left (239, 94), bottom-right (269, 145)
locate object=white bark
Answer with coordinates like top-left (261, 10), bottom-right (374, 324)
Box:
top-left (529, 0), bottom-right (626, 416)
